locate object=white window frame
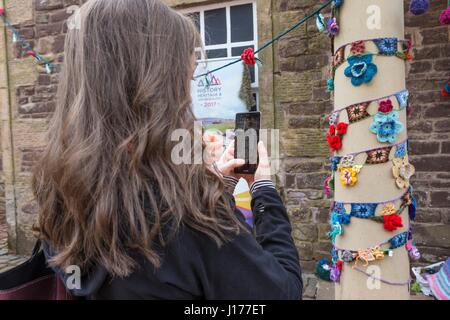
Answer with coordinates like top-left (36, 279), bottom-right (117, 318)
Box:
top-left (180, 0), bottom-right (259, 93)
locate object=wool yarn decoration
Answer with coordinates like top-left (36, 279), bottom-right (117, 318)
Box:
top-left (316, 259), bottom-right (332, 281)
top-left (439, 6), bottom-right (450, 25)
top-left (409, 0), bottom-right (429, 15)
top-left (442, 79), bottom-right (450, 97)
top-left (316, 13), bottom-right (326, 32)
top-left (241, 48), bottom-right (257, 65)
top-left (334, 0), bottom-right (343, 8)
top-left (327, 17), bottom-right (339, 36)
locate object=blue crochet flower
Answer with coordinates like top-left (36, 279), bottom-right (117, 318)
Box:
top-left (344, 54), bottom-right (378, 86)
top-left (331, 212), bottom-right (351, 225)
top-left (331, 156), bottom-right (342, 171)
top-left (332, 202), bottom-right (345, 215)
top-left (369, 111), bottom-right (404, 143)
top-left (334, 0), bottom-right (343, 8)
top-left (374, 38), bottom-right (398, 56)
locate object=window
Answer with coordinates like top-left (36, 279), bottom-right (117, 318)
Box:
top-left (182, 1), bottom-right (258, 107)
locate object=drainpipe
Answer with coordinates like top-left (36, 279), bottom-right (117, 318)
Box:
top-left (0, 0), bottom-right (18, 253)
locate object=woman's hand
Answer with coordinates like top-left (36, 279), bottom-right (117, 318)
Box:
top-left (214, 139), bottom-right (245, 178)
top-left (204, 132), bottom-right (245, 177)
top-left (216, 140), bottom-right (272, 185)
top-left (203, 131), bottom-right (225, 166)
top-left (254, 141), bottom-right (271, 181)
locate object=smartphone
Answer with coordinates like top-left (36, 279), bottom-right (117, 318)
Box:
top-left (234, 111), bottom-right (261, 174)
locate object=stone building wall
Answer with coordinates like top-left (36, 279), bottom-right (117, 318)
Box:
top-left (0, 0), bottom-right (449, 292)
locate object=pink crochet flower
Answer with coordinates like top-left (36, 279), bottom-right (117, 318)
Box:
top-left (378, 99), bottom-right (394, 113)
top-left (439, 6), bottom-right (450, 25)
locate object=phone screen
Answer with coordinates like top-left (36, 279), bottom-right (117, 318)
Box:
top-left (234, 112), bottom-right (261, 174)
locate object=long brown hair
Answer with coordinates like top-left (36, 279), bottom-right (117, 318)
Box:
top-left (32, 0), bottom-right (243, 277)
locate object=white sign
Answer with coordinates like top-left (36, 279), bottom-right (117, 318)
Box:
top-left (191, 59), bottom-right (248, 130)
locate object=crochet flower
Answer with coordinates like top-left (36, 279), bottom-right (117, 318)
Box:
top-left (350, 40), bottom-right (365, 55)
top-left (339, 166), bottom-right (360, 187)
top-left (392, 156), bottom-right (415, 189)
top-left (409, 0), bottom-right (429, 16)
top-left (383, 214), bottom-right (403, 232)
top-left (378, 99), bottom-right (394, 113)
top-left (326, 122), bottom-right (348, 151)
top-left (334, 0), bottom-right (343, 8)
top-left (336, 122), bottom-right (348, 135)
top-left (331, 156), bottom-right (341, 171)
top-left (329, 112), bottom-right (338, 125)
top-left (406, 240), bottom-right (421, 261)
top-left (342, 250), bottom-right (353, 262)
top-left (326, 135), bottom-right (342, 151)
top-left (241, 48), bottom-right (256, 65)
top-left (327, 17), bottom-right (339, 36)
top-left (344, 54), bottom-right (378, 86)
top-left (330, 265), bottom-right (340, 282)
top-left (332, 212), bottom-right (350, 225)
top-left (369, 111), bottom-right (404, 143)
top-left (439, 6), bottom-right (450, 25)
top-left (381, 203), bottom-right (397, 216)
top-left (328, 125), bottom-right (336, 136)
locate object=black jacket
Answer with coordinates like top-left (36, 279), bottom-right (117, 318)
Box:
top-left (43, 185), bottom-right (302, 299)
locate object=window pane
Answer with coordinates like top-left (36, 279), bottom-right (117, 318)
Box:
top-left (206, 49), bottom-right (227, 59)
top-left (186, 12), bottom-right (200, 32)
top-left (204, 8), bottom-right (227, 45)
top-left (231, 45), bottom-right (254, 57)
top-left (230, 4), bottom-right (253, 43)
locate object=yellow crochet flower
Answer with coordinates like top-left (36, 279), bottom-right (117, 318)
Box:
top-left (339, 166), bottom-right (361, 187)
top-left (381, 203), bottom-right (397, 216)
top-left (392, 156), bottom-right (415, 189)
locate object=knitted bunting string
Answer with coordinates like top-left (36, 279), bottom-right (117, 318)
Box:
top-left (194, 0), bottom-right (335, 79)
top-left (0, 7), bottom-right (54, 74)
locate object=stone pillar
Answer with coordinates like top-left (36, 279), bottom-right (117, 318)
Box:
top-left (333, 0), bottom-right (410, 299)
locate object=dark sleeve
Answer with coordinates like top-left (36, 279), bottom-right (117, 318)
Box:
top-left (190, 184), bottom-right (302, 300)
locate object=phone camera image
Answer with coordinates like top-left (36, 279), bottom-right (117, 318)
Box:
top-left (234, 112), bottom-right (261, 174)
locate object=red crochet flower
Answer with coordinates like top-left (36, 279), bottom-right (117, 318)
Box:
top-left (439, 6), bottom-right (450, 25)
top-left (241, 48), bottom-right (256, 65)
top-left (350, 40), bottom-right (365, 55)
top-left (378, 99), bottom-right (394, 113)
top-left (336, 122), bottom-right (348, 135)
top-left (336, 260), bottom-right (343, 271)
top-left (383, 214), bottom-right (403, 232)
top-left (326, 135), bottom-right (342, 151)
top-left (329, 125), bottom-right (336, 135)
